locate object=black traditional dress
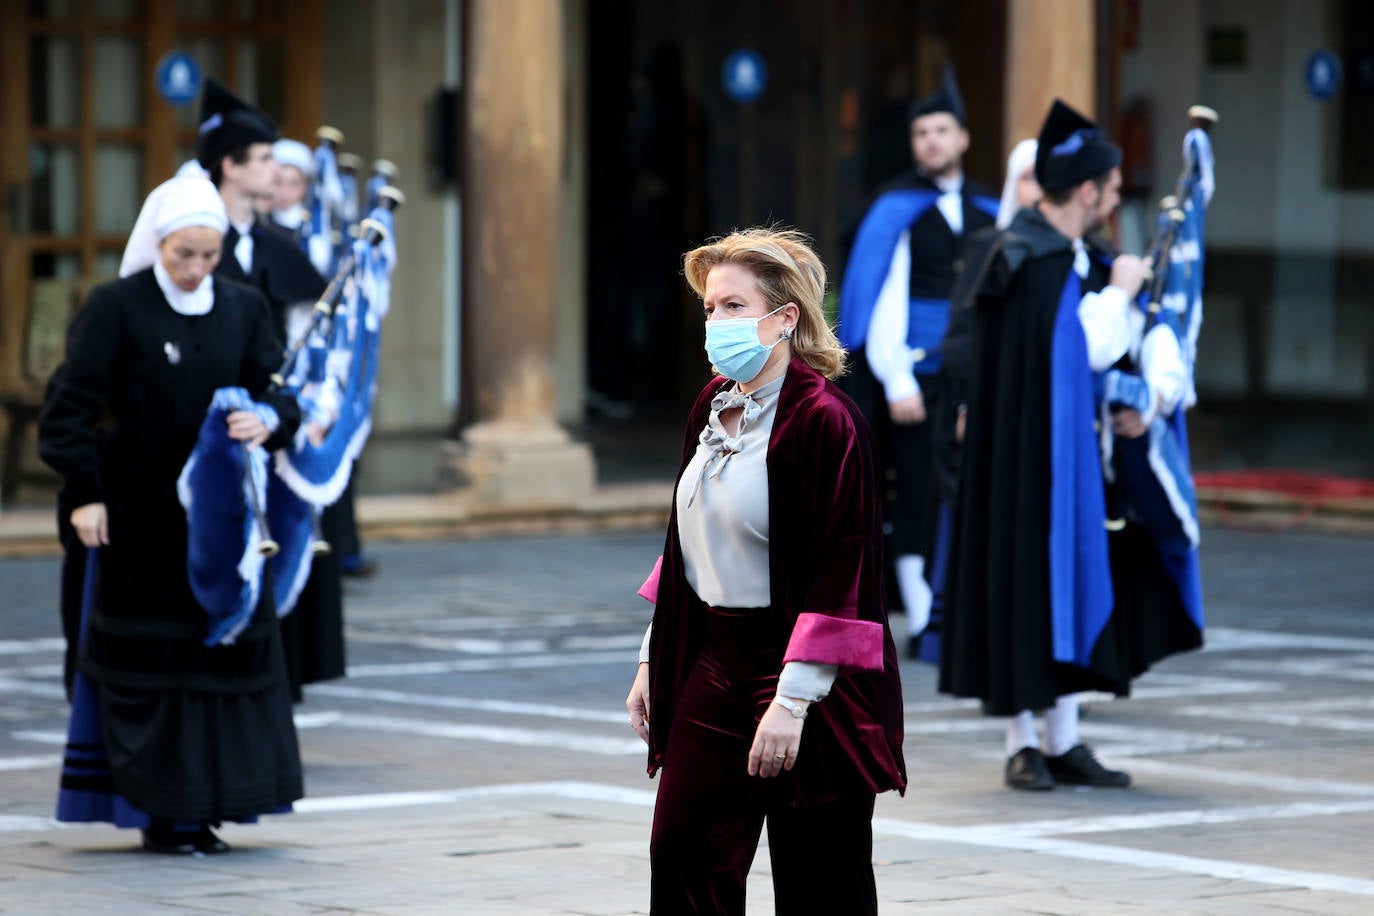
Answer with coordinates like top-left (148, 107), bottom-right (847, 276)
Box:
top-left (38, 269), bottom-right (304, 823)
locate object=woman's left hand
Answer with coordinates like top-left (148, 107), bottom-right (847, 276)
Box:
top-left (748, 700), bottom-right (807, 778)
top-left (226, 410), bottom-right (271, 448)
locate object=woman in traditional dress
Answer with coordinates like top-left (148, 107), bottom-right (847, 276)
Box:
top-left (38, 174), bottom-right (303, 854)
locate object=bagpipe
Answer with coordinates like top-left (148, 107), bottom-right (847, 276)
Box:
top-left (1100, 105), bottom-right (1218, 561)
top-left (179, 166), bottom-right (404, 646)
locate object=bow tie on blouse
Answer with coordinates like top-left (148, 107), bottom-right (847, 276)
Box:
top-left (684, 388), bottom-right (765, 508)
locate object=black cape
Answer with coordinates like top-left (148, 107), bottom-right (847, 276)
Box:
top-left (938, 208), bottom-right (1200, 716)
top-left (38, 271), bottom-right (303, 821)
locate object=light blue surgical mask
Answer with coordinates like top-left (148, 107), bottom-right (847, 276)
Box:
top-left (704, 305), bottom-right (789, 382)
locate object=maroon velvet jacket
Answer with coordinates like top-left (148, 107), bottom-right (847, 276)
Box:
top-left (647, 358), bottom-right (907, 804)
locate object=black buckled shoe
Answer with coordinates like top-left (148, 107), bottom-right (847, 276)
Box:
top-left (1045, 744), bottom-right (1131, 788)
top-left (141, 821), bottom-right (197, 855)
top-left (192, 825), bottom-right (231, 854)
top-left (1004, 747), bottom-right (1054, 791)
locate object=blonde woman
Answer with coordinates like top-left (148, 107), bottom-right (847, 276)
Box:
top-left (626, 228), bottom-right (905, 915)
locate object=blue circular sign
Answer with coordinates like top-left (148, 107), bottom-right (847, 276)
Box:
top-left (722, 50), bottom-right (767, 103)
top-left (1305, 50), bottom-right (1342, 100)
top-left (156, 51), bottom-right (202, 107)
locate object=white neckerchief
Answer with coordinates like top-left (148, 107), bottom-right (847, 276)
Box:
top-left (1071, 238), bottom-right (1090, 280)
top-left (153, 260), bottom-right (214, 316)
top-left (933, 173), bottom-right (964, 235)
top-left (231, 218), bottom-right (255, 274)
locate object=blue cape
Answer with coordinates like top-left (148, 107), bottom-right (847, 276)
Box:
top-left (837, 188), bottom-right (998, 352)
top-left (1049, 271), bottom-right (1115, 667)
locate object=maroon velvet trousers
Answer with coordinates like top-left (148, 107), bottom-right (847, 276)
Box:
top-left (650, 607), bottom-right (878, 916)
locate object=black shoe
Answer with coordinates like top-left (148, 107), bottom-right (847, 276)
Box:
top-left (192, 825), bottom-right (231, 854)
top-left (906, 633), bottom-right (923, 660)
top-left (1004, 747), bottom-right (1054, 791)
top-left (1045, 744), bottom-right (1131, 788)
top-left (141, 822), bottom-right (197, 855)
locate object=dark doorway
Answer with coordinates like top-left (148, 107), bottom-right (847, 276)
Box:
top-left (583, 0), bottom-right (1007, 426)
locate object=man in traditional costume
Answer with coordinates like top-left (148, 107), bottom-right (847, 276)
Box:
top-left (939, 100), bottom-right (1203, 791)
top-left (837, 67), bottom-right (999, 659)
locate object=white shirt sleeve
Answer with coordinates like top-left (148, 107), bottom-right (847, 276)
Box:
top-left (1140, 323), bottom-right (1188, 420)
top-left (776, 661), bottom-right (839, 703)
top-left (638, 621), bottom-right (652, 664)
top-left (1077, 285), bottom-right (1133, 371)
top-left (865, 231), bottom-right (921, 403)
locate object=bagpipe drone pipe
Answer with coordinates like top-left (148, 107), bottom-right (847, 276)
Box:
top-left (179, 184), bottom-right (403, 646)
top-left (1099, 105), bottom-right (1217, 563)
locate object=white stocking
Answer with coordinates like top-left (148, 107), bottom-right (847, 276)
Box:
top-left (1042, 694), bottom-right (1081, 757)
top-left (896, 554), bottom-right (932, 635)
top-left (1005, 710), bottom-right (1037, 757)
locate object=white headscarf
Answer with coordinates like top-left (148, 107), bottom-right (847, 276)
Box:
top-left (118, 175), bottom-right (229, 279)
top-left (996, 139), bottom-right (1038, 229)
top-left (273, 138), bottom-right (315, 177)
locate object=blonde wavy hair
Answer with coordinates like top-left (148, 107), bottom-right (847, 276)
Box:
top-left (682, 227), bottom-right (847, 379)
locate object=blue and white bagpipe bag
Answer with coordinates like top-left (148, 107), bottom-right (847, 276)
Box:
top-left (179, 201), bottom-right (395, 642)
top-left (267, 202), bottom-right (396, 617)
top-left (1096, 127), bottom-right (1214, 628)
top-left (178, 389), bottom-right (279, 646)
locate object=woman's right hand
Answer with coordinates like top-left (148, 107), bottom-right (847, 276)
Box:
top-left (71, 502), bottom-right (109, 547)
top-left (626, 662), bottom-right (651, 745)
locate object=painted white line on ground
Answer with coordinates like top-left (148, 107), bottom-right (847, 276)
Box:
top-left (1203, 628), bottom-right (1374, 653)
top-left (1179, 695), bottom-right (1374, 732)
top-left (903, 717), bottom-right (1254, 755)
top-left (979, 797), bottom-right (1374, 837)
top-left (0, 815), bottom-right (63, 833)
top-left (295, 780), bottom-right (657, 814)
top-left (0, 638), bottom-right (65, 656)
top-left (292, 711), bottom-right (343, 729)
top-left (0, 676), bottom-right (66, 699)
top-left (0, 754), bottom-right (57, 772)
top-left (870, 817), bottom-right (1374, 897)
top-left (346, 650), bottom-right (630, 678)
top-left (309, 684), bottom-right (627, 723)
top-left (329, 713), bottom-right (644, 755)
top-left (12, 730), bottom-right (65, 745)
top-left (1125, 758), bottom-right (1374, 798)
top-left (344, 631), bottom-right (550, 654)
top-left (296, 781), bottom-right (1374, 898)
top-left (1220, 656), bottom-right (1374, 685)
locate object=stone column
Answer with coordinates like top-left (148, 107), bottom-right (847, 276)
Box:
top-left (1004, 0), bottom-right (1096, 145)
top-left (442, 0), bottom-right (596, 509)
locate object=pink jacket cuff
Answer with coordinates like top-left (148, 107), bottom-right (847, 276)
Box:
top-left (783, 613), bottom-right (884, 671)
top-left (637, 556), bottom-right (663, 603)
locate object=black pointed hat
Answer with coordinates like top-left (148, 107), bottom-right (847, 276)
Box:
top-left (1034, 98), bottom-right (1122, 192)
top-left (194, 78), bottom-right (279, 170)
top-left (907, 64), bottom-right (967, 126)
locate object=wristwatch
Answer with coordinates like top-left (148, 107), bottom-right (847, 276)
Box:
top-left (773, 696), bottom-right (809, 719)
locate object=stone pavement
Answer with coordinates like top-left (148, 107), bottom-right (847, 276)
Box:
top-left (2, 526), bottom-right (1373, 914)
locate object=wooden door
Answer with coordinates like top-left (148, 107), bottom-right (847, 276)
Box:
top-left (0, 0), bottom-right (321, 400)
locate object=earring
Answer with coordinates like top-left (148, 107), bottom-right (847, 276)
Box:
top-left (782, 326), bottom-right (794, 341)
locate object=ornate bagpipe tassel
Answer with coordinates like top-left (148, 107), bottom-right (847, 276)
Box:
top-left (266, 183), bottom-right (404, 617)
